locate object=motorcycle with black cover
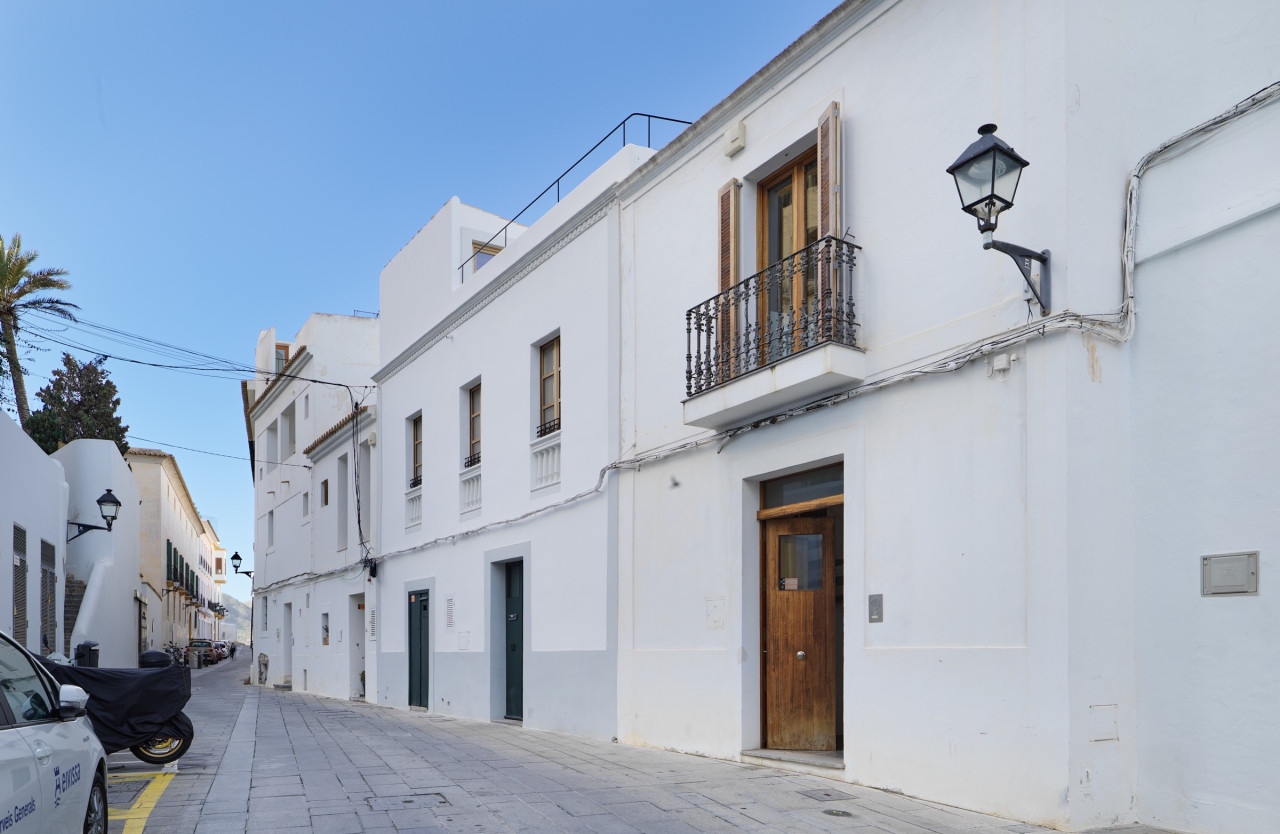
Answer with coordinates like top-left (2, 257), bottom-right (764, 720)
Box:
top-left (38, 654), bottom-right (195, 764)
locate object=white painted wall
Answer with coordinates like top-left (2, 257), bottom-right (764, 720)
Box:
top-left (246, 312), bottom-right (379, 693)
top-left (1127, 95), bottom-right (1280, 834)
top-left (55, 439), bottom-right (142, 668)
top-left (371, 146), bottom-right (649, 737)
top-left (0, 412), bottom-right (68, 655)
top-left (609, 0), bottom-right (1280, 831)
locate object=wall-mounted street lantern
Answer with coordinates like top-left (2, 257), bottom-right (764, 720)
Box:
top-left (230, 551), bottom-right (254, 579)
top-left (948, 124), bottom-right (1051, 315)
top-left (67, 489), bottom-right (123, 542)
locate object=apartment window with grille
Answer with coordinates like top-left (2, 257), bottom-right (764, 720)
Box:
top-left (40, 540), bottom-right (55, 654)
top-left (409, 414), bottom-right (423, 488)
top-left (537, 336), bottom-right (560, 437)
top-left (465, 383), bottom-right (481, 468)
top-left (12, 525), bottom-right (27, 647)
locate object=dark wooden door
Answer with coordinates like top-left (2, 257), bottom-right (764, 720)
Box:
top-left (408, 591), bottom-right (429, 708)
top-left (504, 562), bottom-right (524, 720)
top-left (764, 516), bottom-right (837, 750)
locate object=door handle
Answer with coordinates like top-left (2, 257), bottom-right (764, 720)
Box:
top-left (32, 741), bottom-right (51, 766)
top-left (796, 651), bottom-right (806, 660)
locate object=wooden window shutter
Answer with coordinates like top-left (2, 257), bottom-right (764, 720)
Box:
top-left (717, 179), bottom-right (740, 292)
top-left (817, 102), bottom-right (841, 238)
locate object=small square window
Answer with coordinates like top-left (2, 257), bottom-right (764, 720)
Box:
top-left (472, 241), bottom-right (501, 272)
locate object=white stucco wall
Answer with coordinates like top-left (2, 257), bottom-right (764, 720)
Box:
top-left (0, 412), bottom-right (68, 655)
top-left (1127, 95), bottom-right (1280, 834)
top-left (55, 439), bottom-right (142, 668)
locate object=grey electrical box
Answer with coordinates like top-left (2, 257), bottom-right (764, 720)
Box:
top-left (1201, 552), bottom-right (1259, 596)
top-left (868, 594), bottom-right (883, 623)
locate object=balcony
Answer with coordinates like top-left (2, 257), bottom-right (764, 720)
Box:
top-left (684, 236), bottom-right (865, 429)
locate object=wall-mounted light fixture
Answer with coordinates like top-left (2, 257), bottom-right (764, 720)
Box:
top-left (230, 551), bottom-right (254, 579)
top-left (948, 124), bottom-right (1051, 315)
top-left (67, 489), bottom-right (123, 542)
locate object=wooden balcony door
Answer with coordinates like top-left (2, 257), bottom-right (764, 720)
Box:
top-left (758, 149), bottom-right (819, 360)
top-left (763, 514), bottom-right (838, 751)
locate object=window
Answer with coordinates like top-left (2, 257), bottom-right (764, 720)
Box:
top-left (275, 343), bottom-right (290, 373)
top-left (321, 613), bottom-right (330, 646)
top-left (321, 480), bottom-right (329, 506)
top-left (0, 635), bottom-right (55, 722)
top-left (215, 557), bottom-right (223, 575)
top-left (410, 414), bottom-right (423, 487)
top-left (303, 393), bottom-right (309, 419)
top-left (465, 383), bottom-right (481, 468)
top-left (538, 337), bottom-right (560, 437)
top-left (281, 402), bottom-right (297, 459)
top-left (302, 492), bottom-right (310, 517)
top-left (264, 420), bottom-right (279, 473)
top-left (12, 525), bottom-right (27, 647)
top-left (337, 455), bottom-right (349, 550)
top-left (267, 511), bottom-right (275, 548)
top-left (472, 241), bottom-right (502, 271)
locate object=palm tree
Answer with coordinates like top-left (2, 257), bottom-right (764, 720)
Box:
top-left (0, 233), bottom-right (77, 428)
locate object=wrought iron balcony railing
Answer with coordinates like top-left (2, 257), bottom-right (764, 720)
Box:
top-left (536, 417), bottom-right (561, 438)
top-left (685, 236), bottom-right (860, 398)
top-left (463, 451), bottom-right (482, 469)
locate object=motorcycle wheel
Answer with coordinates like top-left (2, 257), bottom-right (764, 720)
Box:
top-left (129, 735), bottom-right (191, 765)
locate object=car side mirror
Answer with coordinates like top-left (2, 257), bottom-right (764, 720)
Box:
top-left (58, 684), bottom-right (90, 720)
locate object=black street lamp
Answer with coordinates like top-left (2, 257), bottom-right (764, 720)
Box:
top-left (67, 489), bottom-right (123, 542)
top-left (948, 124), bottom-right (1051, 315)
top-left (230, 551), bottom-right (254, 579)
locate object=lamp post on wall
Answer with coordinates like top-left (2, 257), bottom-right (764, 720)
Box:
top-left (231, 551), bottom-right (254, 656)
top-left (66, 489), bottom-right (123, 542)
top-left (947, 124), bottom-right (1051, 315)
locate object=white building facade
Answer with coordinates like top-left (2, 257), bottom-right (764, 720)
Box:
top-left (126, 448), bottom-right (222, 651)
top-left (244, 313), bottom-right (379, 697)
top-left (258, 2), bottom-right (1279, 832)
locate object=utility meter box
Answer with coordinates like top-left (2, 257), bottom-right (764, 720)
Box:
top-left (1201, 552), bottom-right (1259, 596)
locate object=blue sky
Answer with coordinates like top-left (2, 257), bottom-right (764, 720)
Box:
top-left (1, 1), bottom-right (839, 602)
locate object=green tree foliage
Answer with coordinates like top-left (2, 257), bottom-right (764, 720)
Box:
top-left (0, 233), bottom-right (77, 428)
top-left (27, 353), bottom-right (129, 455)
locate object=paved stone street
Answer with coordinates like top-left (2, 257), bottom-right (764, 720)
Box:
top-left (104, 655), bottom-right (1175, 834)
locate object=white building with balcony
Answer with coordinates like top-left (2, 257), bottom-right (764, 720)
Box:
top-left (243, 313), bottom-right (379, 696)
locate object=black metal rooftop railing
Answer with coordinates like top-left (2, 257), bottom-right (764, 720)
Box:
top-left (686, 236), bottom-right (860, 398)
top-left (458, 113), bottom-right (692, 276)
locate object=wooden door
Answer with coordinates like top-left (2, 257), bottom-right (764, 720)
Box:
top-left (504, 562), bottom-right (524, 720)
top-left (763, 516), bottom-right (837, 750)
top-left (408, 591), bottom-right (429, 708)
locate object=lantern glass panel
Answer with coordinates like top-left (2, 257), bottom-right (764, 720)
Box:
top-left (954, 149), bottom-right (995, 209)
top-left (992, 148), bottom-right (1024, 206)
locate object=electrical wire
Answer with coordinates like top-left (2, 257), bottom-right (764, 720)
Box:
top-left (249, 80), bottom-right (1280, 597)
top-left (126, 434), bottom-right (312, 469)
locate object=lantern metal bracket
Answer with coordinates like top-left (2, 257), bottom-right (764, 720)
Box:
top-left (983, 233), bottom-right (1050, 316)
top-left (67, 521), bottom-right (110, 543)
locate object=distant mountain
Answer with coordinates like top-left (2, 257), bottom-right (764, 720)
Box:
top-left (218, 593), bottom-right (253, 644)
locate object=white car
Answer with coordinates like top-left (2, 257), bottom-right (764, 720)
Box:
top-left (0, 630), bottom-right (107, 834)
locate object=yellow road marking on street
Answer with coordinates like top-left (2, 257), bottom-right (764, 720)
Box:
top-left (108, 772), bottom-right (176, 834)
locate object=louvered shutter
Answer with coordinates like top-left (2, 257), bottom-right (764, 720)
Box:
top-left (717, 179), bottom-right (740, 383)
top-left (40, 540), bottom-right (55, 654)
top-left (12, 525), bottom-right (27, 647)
top-left (817, 102), bottom-right (841, 238)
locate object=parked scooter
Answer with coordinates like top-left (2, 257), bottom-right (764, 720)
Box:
top-left (39, 650), bottom-right (195, 765)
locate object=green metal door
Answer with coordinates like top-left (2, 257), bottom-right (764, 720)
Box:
top-left (408, 591), bottom-right (429, 708)
top-left (504, 562), bottom-right (523, 720)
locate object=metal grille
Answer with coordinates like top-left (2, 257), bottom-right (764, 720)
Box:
top-left (686, 236), bottom-right (860, 398)
top-left (12, 525), bottom-right (27, 647)
top-left (40, 540), bottom-right (55, 655)
top-left (463, 452), bottom-right (481, 469)
top-left (535, 417), bottom-right (561, 438)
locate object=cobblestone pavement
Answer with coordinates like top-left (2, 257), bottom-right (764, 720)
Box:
top-left (105, 653), bottom-right (1176, 834)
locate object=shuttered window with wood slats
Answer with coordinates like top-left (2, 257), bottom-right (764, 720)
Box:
top-left (40, 539), bottom-right (56, 654)
top-left (12, 525), bottom-right (27, 647)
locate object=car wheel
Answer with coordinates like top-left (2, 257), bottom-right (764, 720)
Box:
top-left (83, 771), bottom-right (106, 834)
